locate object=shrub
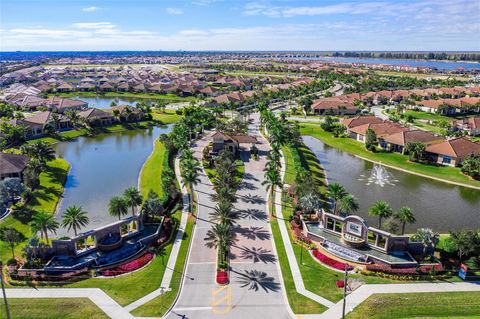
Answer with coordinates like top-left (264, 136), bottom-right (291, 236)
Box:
top-left (311, 249), bottom-right (353, 271)
top-left (100, 253), bottom-right (154, 276)
top-left (6, 258), bottom-right (18, 266)
top-left (216, 270), bottom-right (229, 285)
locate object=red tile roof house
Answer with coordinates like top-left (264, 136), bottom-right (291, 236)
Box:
top-left (78, 108), bottom-right (114, 127)
top-left (348, 122), bottom-right (409, 144)
top-left (210, 131), bottom-right (257, 155)
top-left (311, 98), bottom-right (359, 115)
top-left (425, 137), bottom-right (480, 166)
top-left (341, 116), bottom-right (384, 134)
top-left (452, 117), bottom-right (480, 136)
top-left (11, 111), bottom-right (71, 138)
top-left (382, 130), bottom-right (445, 154)
top-left (0, 152), bottom-right (30, 181)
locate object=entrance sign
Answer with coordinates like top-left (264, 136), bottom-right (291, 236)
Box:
top-left (346, 221), bottom-right (362, 237)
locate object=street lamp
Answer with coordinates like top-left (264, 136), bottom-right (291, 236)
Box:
top-left (342, 263), bottom-right (349, 319)
top-left (0, 262), bottom-right (10, 319)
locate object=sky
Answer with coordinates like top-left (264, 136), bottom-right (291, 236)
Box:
top-left (0, 0), bottom-right (479, 51)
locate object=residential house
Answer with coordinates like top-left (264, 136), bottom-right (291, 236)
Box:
top-left (44, 97), bottom-right (88, 113)
top-left (425, 137), bottom-right (480, 166)
top-left (78, 108), bottom-right (114, 126)
top-left (109, 105), bottom-right (144, 122)
top-left (382, 130), bottom-right (445, 153)
top-left (0, 152), bottom-right (30, 181)
top-left (452, 117), bottom-right (480, 136)
top-left (341, 116), bottom-right (384, 133)
top-left (13, 111), bottom-right (71, 138)
top-left (349, 122), bottom-right (409, 144)
top-left (210, 131), bottom-right (257, 155)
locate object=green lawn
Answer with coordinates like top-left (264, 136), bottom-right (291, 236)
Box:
top-left (346, 291), bottom-right (480, 319)
top-left (140, 139), bottom-right (168, 198)
top-left (131, 215), bottom-right (195, 317)
top-left (270, 217), bottom-right (328, 314)
top-left (299, 123), bottom-right (480, 188)
top-left (0, 298), bottom-right (109, 319)
top-left (0, 158), bottom-right (69, 263)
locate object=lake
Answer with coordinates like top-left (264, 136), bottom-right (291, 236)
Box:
top-left (55, 125), bottom-right (173, 236)
top-left (302, 136), bottom-right (480, 233)
top-left (304, 56), bottom-right (480, 71)
top-left (72, 96), bottom-right (158, 109)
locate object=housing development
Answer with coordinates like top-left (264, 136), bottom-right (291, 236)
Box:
top-left (1, 1), bottom-right (480, 319)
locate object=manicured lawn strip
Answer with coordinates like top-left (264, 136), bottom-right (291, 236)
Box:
top-left (131, 215), bottom-right (195, 317)
top-left (51, 91), bottom-right (196, 102)
top-left (0, 158), bottom-right (69, 263)
top-left (0, 298), bottom-right (109, 319)
top-left (299, 123), bottom-right (480, 187)
top-left (346, 291), bottom-right (480, 319)
top-left (270, 217), bottom-right (327, 314)
top-left (140, 139), bottom-right (167, 198)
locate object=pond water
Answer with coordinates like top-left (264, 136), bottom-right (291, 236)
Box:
top-left (55, 125), bottom-right (173, 236)
top-left (302, 56), bottom-right (480, 71)
top-left (73, 96), bottom-right (159, 109)
top-left (302, 136), bottom-right (480, 233)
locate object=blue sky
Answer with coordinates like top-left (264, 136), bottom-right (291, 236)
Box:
top-left (1, 0), bottom-right (479, 51)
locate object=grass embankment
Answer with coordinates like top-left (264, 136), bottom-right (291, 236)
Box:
top-left (131, 215), bottom-right (195, 317)
top-left (140, 139), bottom-right (168, 198)
top-left (346, 291), bottom-right (480, 319)
top-left (0, 298), bottom-right (109, 319)
top-left (0, 158), bottom-right (69, 263)
top-left (51, 91), bottom-right (196, 103)
top-left (374, 70), bottom-right (470, 81)
top-left (299, 123), bottom-right (480, 188)
top-left (30, 110), bottom-right (181, 145)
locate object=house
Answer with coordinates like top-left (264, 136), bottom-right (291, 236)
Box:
top-left (78, 108), bottom-right (114, 126)
top-left (452, 117), bottom-right (480, 136)
top-left (425, 137), bottom-right (480, 166)
top-left (44, 97), bottom-right (88, 113)
top-left (56, 82), bottom-right (75, 93)
top-left (199, 86), bottom-right (219, 97)
top-left (0, 152), bottom-right (30, 181)
top-left (99, 82), bottom-right (114, 92)
top-left (13, 111), bottom-right (71, 138)
top-left (311, 98), bottom-right (359, 115)
top-left (109, 105), bottom-right (144, 122)
top-left (210, 131), bottom-right (256, 155)
top-left (349, 122), bottom-right (408, 144)
top-left (341, 116), bottom-right (384, 133)
top-left (382, 130), bottom-right (445, 153)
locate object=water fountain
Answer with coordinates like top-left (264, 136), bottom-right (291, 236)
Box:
top-left (358, 163), bottom-right (398, 187)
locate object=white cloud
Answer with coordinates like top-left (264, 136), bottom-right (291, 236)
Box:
top-left (166, 8), bottom-right (183, 15)
top-left (192, 0), bottom-right (218, 6)
top-left (72, 22), bottom-right (116, 29)
top-left (82, 6), bottom-right (99, 13)
top-left (179, 29), bottom-right (209, 36)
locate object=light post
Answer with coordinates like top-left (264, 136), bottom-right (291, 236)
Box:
top-left (0, 262), bottom-right (11, 319)
top-left (342, 263), bottom-right (349, 319)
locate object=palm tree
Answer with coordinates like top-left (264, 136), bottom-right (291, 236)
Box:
top-left (326, 182), bottom-right (347, 215)
top-left (123, 187), bottom-right (143, 216)
top-left (21, 141), bottom-right (56, 164)
top-left (204, 223), bottom-right (236, 263)
top-left (395, 206), bottom-right (416, 235)
top-left (210, 200), bottom-right (237, 226)
top-left (65, 110), bottom-right (80, 128)
top-left (411, 228), bottom-right (439, 259)
top-left (2, 227), bottom-right (23, 259)
top-left (61, 205), bottom-right (89, 236)
top-left (142, 190), bottom-right (164, 220)
top-left (30, 211), bottom-right (59, 244)
top-left (262, 167), bottom-right (282, 217)
top-left (368, 200), bottom-right (393, 229)
top-left (338, 194), bottom-right (359, 216)
top-left (109, 196), bottom-right (128, 220)
top-left (181, 159), bottom-right (201, 215)
top-left (298, 192), bottom-right (322, 217)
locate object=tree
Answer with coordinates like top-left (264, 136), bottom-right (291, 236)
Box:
top-left (2, 227), bottom-right (23, 259)
top-left (61, 205), bottom-right (89, 236)
top-left (395, 206), bottom-right (415, 235)
top-left (461, 154), bottom-right (480, 180)
top-left (65, 110), bottom-right (81, 128)
top-left (210, 200), bottom-right (238, 226)
top-left (338, 194), bottom-right (359, 216)
top-left (326, 182), bottom-right (346, 215)
top-left (108, 196), bottom-right (129, 220)
top-left (204, 223), bottom-right (236, 264)
top-left (298, 192), bottom-right (322, 217)
top-left (320, 116), bottom-right (336, 132)
top-left (449, 230), bottom-right (479, 262)
top-left (21, 141), bottom-right (56, 164)
top-left (365, 128), bottom-right (377, 151)
top-left (411, 228), bottom-right (439, 259)
top-left (181, 158), bottom-right (201, 214)
top-left (30, 211), bottom-right (59, 244)
top-left (405, 142), bottom-right (426, 162)
top-left (368, 200), bottom-right (393, 229)
top-left (141, 190), bottom-right (164, 220)
top-left (262, 167), bottom-right (282, 217)
top-left (298, 95), bottom-right (313, 117)
top-left (123, 187), bottom-right (143, 216)
top-left (0, 177), bottom-right (25, 201)
top-left (0, 122), bottom-right (26, 147)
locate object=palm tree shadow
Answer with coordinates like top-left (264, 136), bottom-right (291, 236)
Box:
top-left (233, 269), bottom-right (280, 293)
top-left (234, 226), bottom-right (270, 241)
top-left (235, 245), bottom-right (277, 263)
top-left (239, 208), bottom-right (267, 221)
top-left (241, 193), bottom-right (265, 204)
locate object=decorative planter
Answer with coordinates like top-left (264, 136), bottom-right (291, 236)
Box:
top-left (216, 270), bottom-right (229, 285)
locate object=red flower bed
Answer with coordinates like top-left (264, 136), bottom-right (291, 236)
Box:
top-left (312, 249), bottom-right (353, 271)
top-left (216, 270), bottom-right (229, 285)
top-left (366, 263), bottom-right (444, 276)
top-left (101, 253), bottom-right (154, 277)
